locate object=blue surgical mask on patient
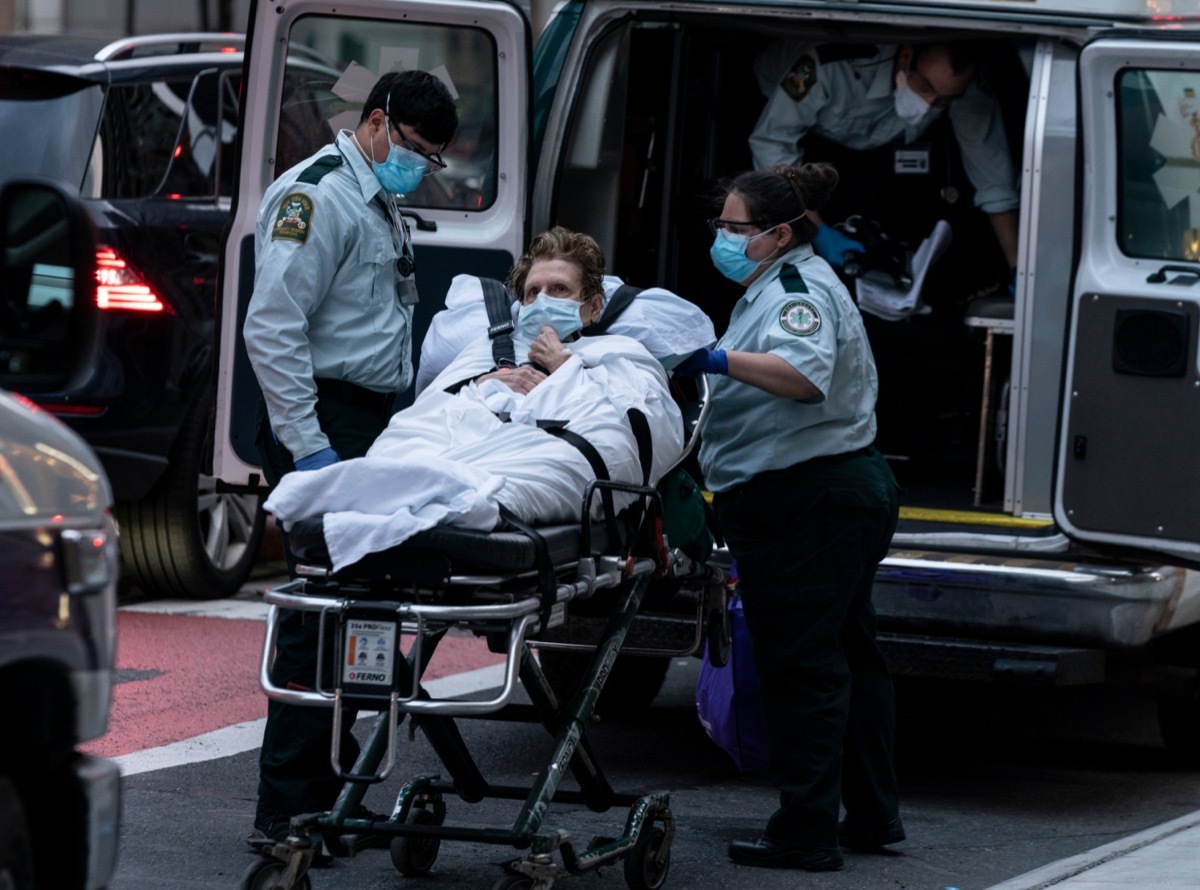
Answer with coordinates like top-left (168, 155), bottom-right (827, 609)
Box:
top-left (517, 292), bottom-right (585, 340)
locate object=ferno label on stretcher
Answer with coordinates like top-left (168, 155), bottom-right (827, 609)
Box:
top-left (342, 619), bottom-right (398, 687)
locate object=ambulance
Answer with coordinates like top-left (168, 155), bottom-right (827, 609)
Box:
top-left (212, 0), bottom-right (1200, 756)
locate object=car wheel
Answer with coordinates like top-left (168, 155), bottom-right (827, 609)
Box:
top-left (118, 388), bottom-right (266, 599)
top-left (0, 776), bottom-right (33, 890)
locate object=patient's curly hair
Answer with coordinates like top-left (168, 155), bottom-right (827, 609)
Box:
top-left (507, 227), bottom-right (605, 301)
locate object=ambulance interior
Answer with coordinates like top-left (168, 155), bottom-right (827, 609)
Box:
top-left (549, 17), bottom-right (1044, 517)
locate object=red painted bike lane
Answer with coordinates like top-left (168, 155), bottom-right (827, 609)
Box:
top-left (83, 610), bottom-right (506, 759)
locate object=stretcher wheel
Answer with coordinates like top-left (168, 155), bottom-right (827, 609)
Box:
top-left (624, 824), bottom-right (670, 890)
top-left (238, 857), bottom-right (312, 890)
top-left (389, 807), bottom-right (441, 876)
top-left (490, 875), bottom-right (534, 890)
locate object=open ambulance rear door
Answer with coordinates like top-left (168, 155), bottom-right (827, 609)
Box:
top-left (213, 0), bottom-right (531, 488)
top-left (1057, 37), bottom-right (1200, 568)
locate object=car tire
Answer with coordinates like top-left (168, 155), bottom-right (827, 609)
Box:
top-left (118, 388), bottom-right (266, 599)
top-left (0, 776), bottom-right (33, 890)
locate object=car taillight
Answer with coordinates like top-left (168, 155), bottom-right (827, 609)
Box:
top-left (95, 247), bottom-right (171, 313)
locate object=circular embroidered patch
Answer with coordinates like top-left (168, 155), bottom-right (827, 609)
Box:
top-left (780, 300), bottom-right (821, 336)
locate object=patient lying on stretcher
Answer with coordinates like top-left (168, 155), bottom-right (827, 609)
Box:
top-left (264, 227), bottom-right (714, 573)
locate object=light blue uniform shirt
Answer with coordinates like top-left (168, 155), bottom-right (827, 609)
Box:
top-left (749, 41), bottom-right (1018, 214)
top-left (698, 244), bottom-right (879, 493)
top-left (244, 131), bottom-right (413, 461)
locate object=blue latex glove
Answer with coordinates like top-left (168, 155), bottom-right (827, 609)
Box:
top-left (294, 447), bottom-right (339, 472)
top-left (812, 223), bottom-right (866, 270)
top-left (673, 348), bottom-right (728, 377)
top-left (1007, 269), bottom-right (1017, 297)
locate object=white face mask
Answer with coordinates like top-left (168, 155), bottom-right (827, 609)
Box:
top-left (893, 71), bottom-right (936, 127)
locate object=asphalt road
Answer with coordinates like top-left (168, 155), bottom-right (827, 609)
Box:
top-left (104, 568), bottom-right (1200, 890)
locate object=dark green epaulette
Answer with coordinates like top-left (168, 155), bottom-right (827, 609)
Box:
top-left (296, 154), bottom-right (343, 185)
top-left (779, 264), bottom-right (810, 294)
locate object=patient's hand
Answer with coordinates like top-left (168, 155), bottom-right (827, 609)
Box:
top-left (528, 326), bottom-right (571, 374)
top-left (475, 365), bottom-right (546, 394)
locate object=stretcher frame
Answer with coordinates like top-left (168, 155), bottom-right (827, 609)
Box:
top-left (241, 385), bottom-right (725, 890)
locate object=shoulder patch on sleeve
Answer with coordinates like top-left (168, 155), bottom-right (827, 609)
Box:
top-left (779, 263), bottom-right (809, 294)
top-left (780, 299), bottom-right (821, 337)
top-left (271, 192), bottom-right (314, 244)
top-left (781, 54), bottom-right (818, 101)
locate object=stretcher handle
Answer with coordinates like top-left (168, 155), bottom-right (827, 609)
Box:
top-left (669, 371), bottom-right (711, 474)
top-left (258, 561), bottom-right (656, 716)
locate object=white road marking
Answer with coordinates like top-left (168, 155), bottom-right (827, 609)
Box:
top-left (113, 663), bottom-right (508, 776)
top-left (121, 597), bottom-right (272, 620)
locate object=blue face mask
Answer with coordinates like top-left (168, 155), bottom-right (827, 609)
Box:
top-left (517, 292), bottom-right (586, 341)
top-left (710, 228), bottom-right (781, 284)
top-left (373, 140), bottom-right (427, 195)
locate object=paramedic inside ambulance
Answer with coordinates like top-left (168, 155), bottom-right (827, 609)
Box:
top-left (748, 40), bottom-right (1020, 292)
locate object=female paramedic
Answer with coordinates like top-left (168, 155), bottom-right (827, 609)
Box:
top-left (674, 162), bottom-right (903, 871)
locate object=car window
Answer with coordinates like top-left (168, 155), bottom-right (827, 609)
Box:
top-left (218, 69), bottom-right (241, 197)
top-left (0, 69), bottom-right (103, 188)
top-left (1118, 67), bottom-right (1200, 261)
top-left (281, 16), bottom-right (498, 212)
top-left (157, 67), bottom-right (240, 199)
top-left (95, 77), bottom-right (198, 199)
top-left (0, 186), bottom-right (85, 394)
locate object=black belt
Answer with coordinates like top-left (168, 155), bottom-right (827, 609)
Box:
top-left (314, 378), bottom-right (395, 415)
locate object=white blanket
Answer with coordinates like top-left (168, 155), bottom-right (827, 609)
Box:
top-left (265, 335), bottom-right (684, 572)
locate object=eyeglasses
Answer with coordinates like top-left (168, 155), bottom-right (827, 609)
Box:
top-left (394, 125), bottom-right (447, 173)
top-left (708, 217), bottom-right (770, 236)
top-left (384, 92), bottom-right (447, 173)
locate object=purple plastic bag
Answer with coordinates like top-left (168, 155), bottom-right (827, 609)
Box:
top-left (695, 594), bottom-right (768, 772)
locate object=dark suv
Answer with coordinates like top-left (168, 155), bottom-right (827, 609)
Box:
top-left (0, 180), bottom-right (122, 890)
top-left (0, 33), bottom-right (337, 599)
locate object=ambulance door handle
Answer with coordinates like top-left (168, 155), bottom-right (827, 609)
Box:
top-left (399, 210), bottom-right (438, 232)
top-left (1145, 264), bottom-right (1200, 284)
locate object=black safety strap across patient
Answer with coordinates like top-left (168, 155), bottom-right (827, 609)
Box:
top-left (542, 423), bottom-right (621, 549)
top-left (497, 505), bottom-right (558, 630)
top-left (480, 277), bottom-right (517, 369)
top-left (626, 408), bottom-right (652, 485)
top-left (581, 284), bottom-right (642, 336)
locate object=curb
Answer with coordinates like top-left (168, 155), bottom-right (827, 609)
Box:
top-left (984, 810), bottom-right (1200, 889)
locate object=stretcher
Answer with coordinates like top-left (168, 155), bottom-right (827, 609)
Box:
top-left (239, 379), bottom-right (727, 890)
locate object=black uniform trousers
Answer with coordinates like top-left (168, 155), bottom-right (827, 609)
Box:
top-left (712, 446), bottom-right (900, 850)
top-left (253, 386), bottom-right (393, 825)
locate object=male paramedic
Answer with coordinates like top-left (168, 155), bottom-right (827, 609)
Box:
top-left (749, 40), bottom-right (1019, 289)
top-left (243, 68), bottom-right (458, 844)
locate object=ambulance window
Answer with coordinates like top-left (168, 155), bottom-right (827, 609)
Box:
top-left (279, 16), bottom-right (498, 212)
top-left (1117, 68), bottom-right (1200, 261)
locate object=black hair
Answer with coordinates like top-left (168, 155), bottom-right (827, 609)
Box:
top-left (913, 42), bottom-right (982, 78)
top-left (360, 70), bottom-right (459, 147)
top-left (719, 162), bottom-right (840, 246)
